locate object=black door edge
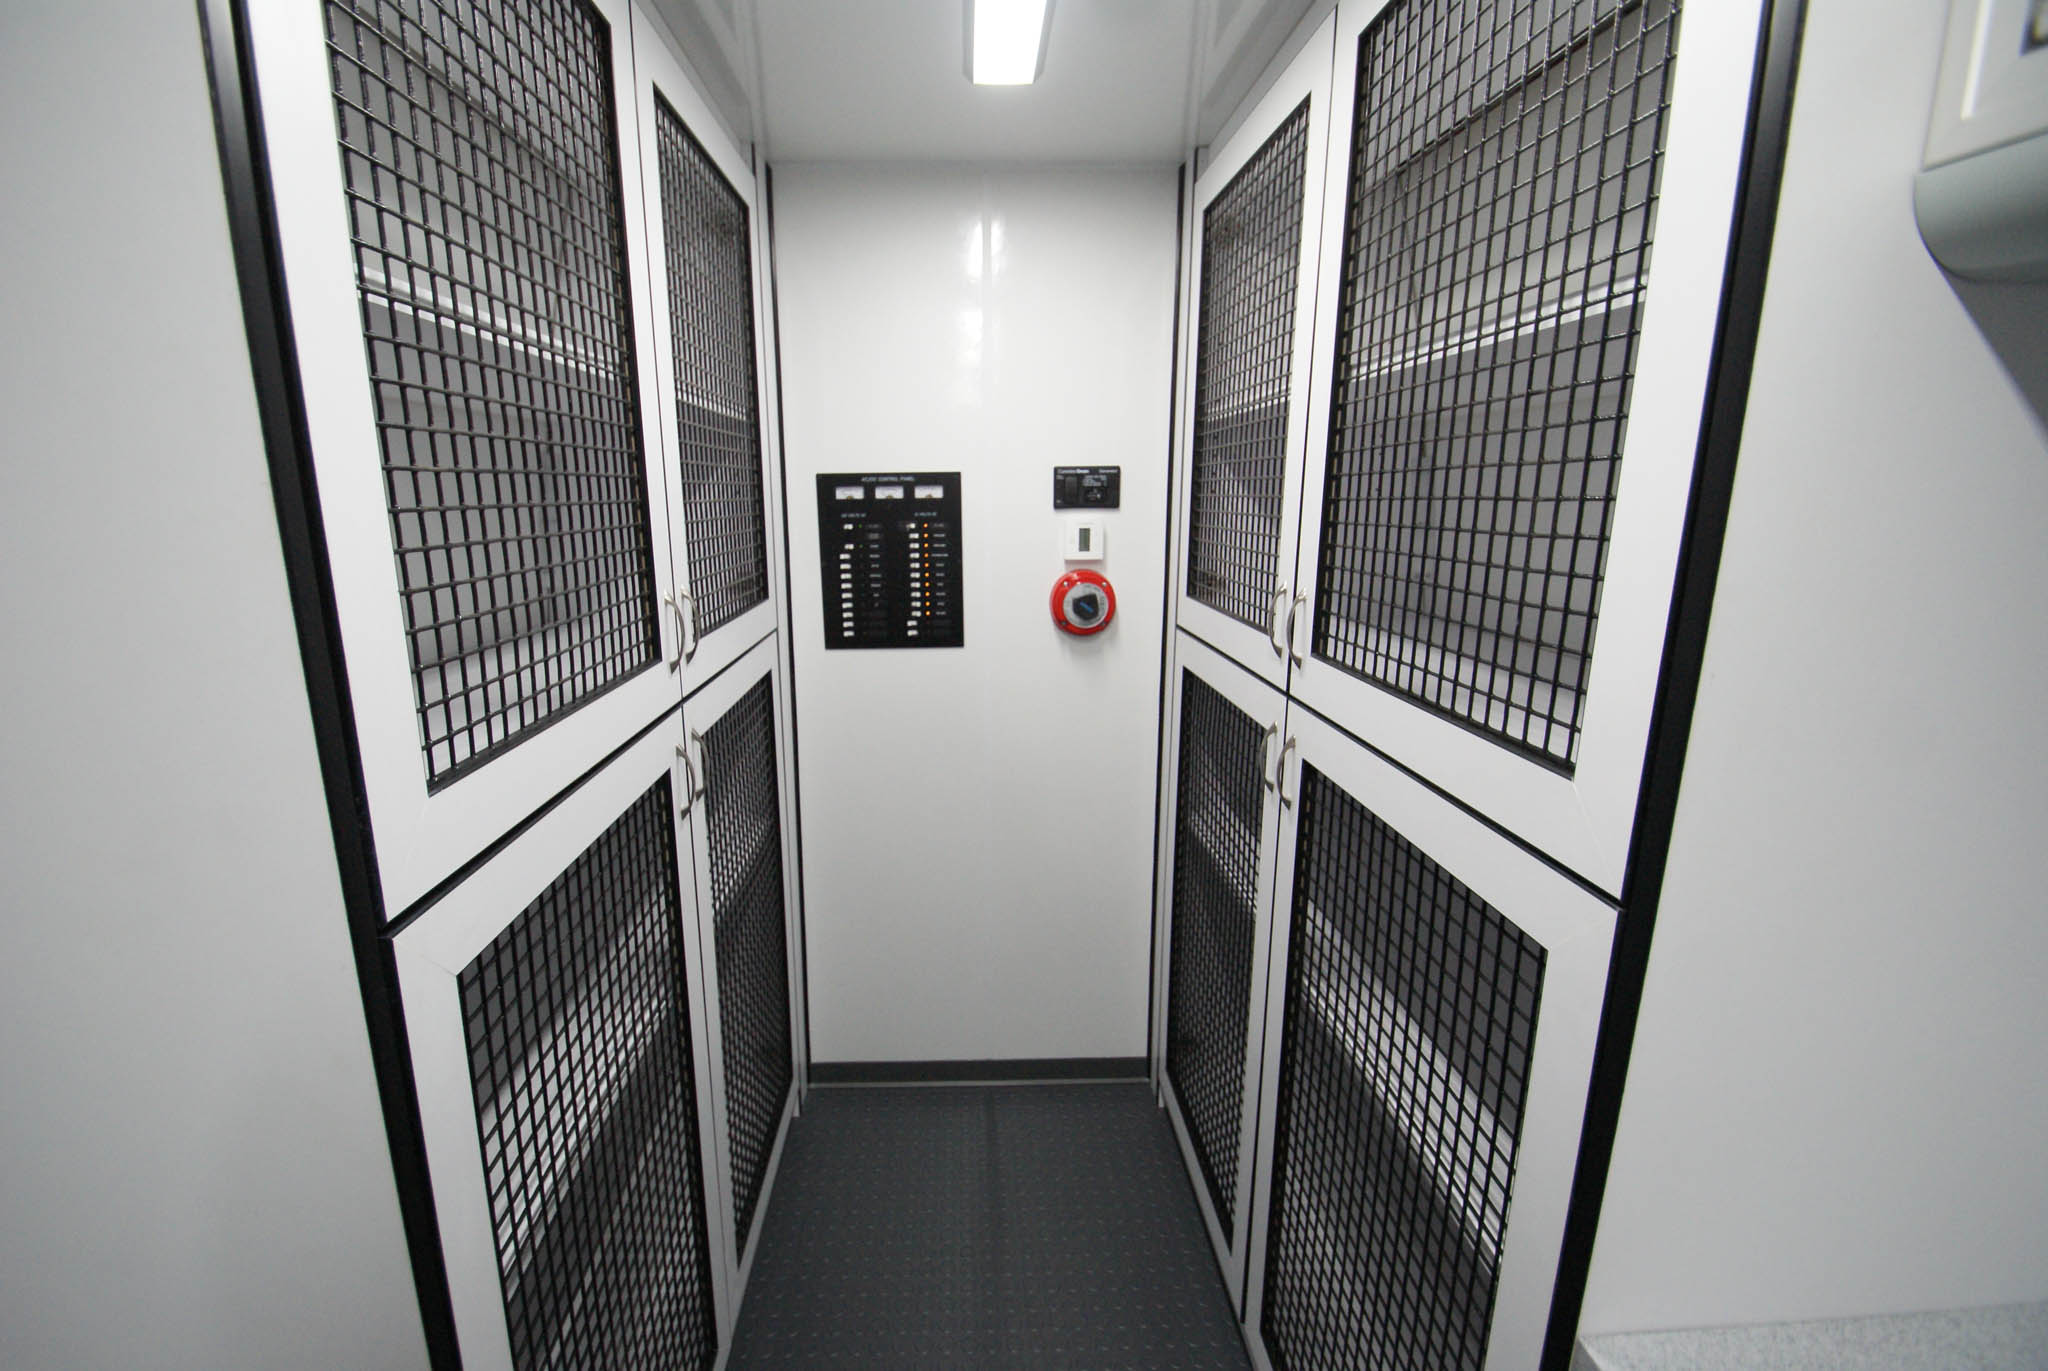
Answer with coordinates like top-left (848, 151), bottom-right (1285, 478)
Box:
top-left (195, 3), bottom-right (463, 1365)
top-left (1539, 3), bottom-right (1812, 1368)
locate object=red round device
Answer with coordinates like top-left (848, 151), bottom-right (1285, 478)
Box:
top-left (1050, 569), bottom-right (1116, 636)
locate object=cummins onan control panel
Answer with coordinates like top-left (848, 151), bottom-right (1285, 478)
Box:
top-left (817, 472), bottom-right (963, 649)
top-left (1051, 465), bottom-right (1120, 508)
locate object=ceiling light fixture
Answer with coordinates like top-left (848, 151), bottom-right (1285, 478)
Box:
top-left (971, 0), bottom-right (1051, 85)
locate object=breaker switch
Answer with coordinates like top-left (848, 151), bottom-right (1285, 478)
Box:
top-left (1050, 569), bottom-right (1116, 636)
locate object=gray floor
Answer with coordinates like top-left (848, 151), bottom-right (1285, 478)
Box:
top-left (726, 1081), bottom-right (1254, 1370)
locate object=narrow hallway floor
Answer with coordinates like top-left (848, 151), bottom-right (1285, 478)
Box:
top-left (726, 1081), bottom-right (1254, 1370)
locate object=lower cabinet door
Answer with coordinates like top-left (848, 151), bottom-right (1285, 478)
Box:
top-left (679, 632), bottom-right (800, 1311)
top-left (394, 720), bottom-right (728, 1371)
top-left (1244, 702), bottom-right (1618, 1371)
top-left (1158, 631), bottom-right (1288, 1306)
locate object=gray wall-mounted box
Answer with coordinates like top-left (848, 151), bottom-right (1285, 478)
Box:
top-left (1917, 0), bottom-right (2048, 278)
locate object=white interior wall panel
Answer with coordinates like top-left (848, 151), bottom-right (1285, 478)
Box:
top-left (0, 5), bottom-right (428, 1367)
top-left (1580, 0), bottom-right (2048, 1332)
top-left (773, 165), bottom-right (1179, 1065)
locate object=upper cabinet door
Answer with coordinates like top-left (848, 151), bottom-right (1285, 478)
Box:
top-left (244, 0), bottom-right (683, 915)
top-left (1290, 0), bottom-right (1766, 893)
top-left (629, 5), bottom-right (783, 694)
top-left (1172, 15), bottom-right (1338, 690)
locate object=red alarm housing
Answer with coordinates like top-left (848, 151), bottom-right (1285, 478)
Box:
top-left (1050, 569), bottom-right (1116, 636)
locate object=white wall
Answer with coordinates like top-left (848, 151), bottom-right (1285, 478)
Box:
top-left (773, 165), bottom-right (1179, 1065)
top-left (0, 5), bottom-right (429, 1367)
top-left (1580, 0), bottom-right (2048, 1332)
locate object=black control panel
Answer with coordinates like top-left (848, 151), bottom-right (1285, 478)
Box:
top-left (817, 472), bottom-right (963, 649)
top-left (1053, 466), bottom-right (1121, 509)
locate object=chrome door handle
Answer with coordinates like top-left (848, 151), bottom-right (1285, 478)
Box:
top-left (1288, 592), bottom-right (1309, 667)
top-left (1269, 587), bottom-right (1290, 658)
top-left (676, 744), bottom-right (698, 817)
top-left (1257, 723), bottom-right (1280, 792)
top-left (666, 590), bottom-right (697, 669)
top-left (1276, 735), bottom-right (1299, 808)
top-left (688, 729), bottom-right (708, 802)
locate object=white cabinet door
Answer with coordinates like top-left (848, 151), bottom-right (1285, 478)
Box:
top-left (1242, 702), bottom-right (1615, 1371)
top-left (629, 5), bottom-right (785, 696)
top-left (395, 721), bottom-right (729, 1371)
top-left (1289, 0), bottom-right (1766, 893)
top-left (244, 0), bottom-right (684, 916)
top-left (1156, 632), bottom-right (1289, 1310)
top-left (677, 634), bottom-right (800, 1325)
top-left (1172, 15), bottom-right (1338, 689)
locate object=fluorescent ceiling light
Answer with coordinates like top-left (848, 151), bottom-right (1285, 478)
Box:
top-left (972, 0), bottom-right (1050, 85)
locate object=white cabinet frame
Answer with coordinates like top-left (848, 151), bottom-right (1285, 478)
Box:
top-left (1173, 15), bottom-right (1339, 691)
top-left (245, 0), bottom-right (685, 916)
top-left (628, 3), bottom-right (785, 696)
top-left (1152, 158), bottom-right (1203, 1099)
top-left (1242, 702), bottom-right (1617, 1371)
top-left (1287, 0), bottom-right (1768, 894)
top-left (751, 146), bottom-right (812, 1108)
top-left (395, 719), bottom-right (732, 1371)
top-left (1156, 631), bottom-right (1289, 1309)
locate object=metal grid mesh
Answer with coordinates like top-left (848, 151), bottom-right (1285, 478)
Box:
top-left (1261, 766), bottom-right (1545, 1371)
top-left (459, 777), bottom-right (717, 1371)
top-left (654, 94), bottom-right (770, 638)
top-left (1312, 0), bottom-right (1680, 766)
top-left (702, 677), bottom-right (792, 1256)
top-left (1164, 671), bottom-right (1267, 1244)
top-left (1187, 99), bottom-right (1314, 630)
top-left (326, 0), bottom-right (659, 785)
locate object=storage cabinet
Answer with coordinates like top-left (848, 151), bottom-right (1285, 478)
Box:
top-left (1172, 15), bottom-right (1336, 691)
top-left (1290, 0), bottom-right (1766, 892)
top-left (678, 634), bottom-right (801, 1297)
top-left (1171, 0), bottom-right (1766, 894)
top-left (630, 8), bottom-right (785, 695)
top-left (1154, 0), bottom-right (1772, 1364)
top-left (247, 0), bottom-right (687, 915)
top-left (394, 637), bottom-right (800, 1371)
top-left (238, 0), bottom-right (802, 1360)
top-left (396, 727), bottom-right (728, 1371)
top-left (1244, 707), bottom-right (1611, 1371)
top-left (245, 0), bottom-right (791, 917)
top-left (1158, 632), bottom-right (1288, 1302)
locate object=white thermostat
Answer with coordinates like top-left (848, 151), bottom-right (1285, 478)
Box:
top-left (1917, 0), bottom-right (2048, 277)
top-left (1060, 517), bottom-right (1106, 562)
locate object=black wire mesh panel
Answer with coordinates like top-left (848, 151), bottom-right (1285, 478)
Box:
top-left (702, 677), bottom-right (793, 1256)
top-left (654, 94), bottom-right (770, 638)
top-left (326, 0), bottom-right (660, 785)
top-left (1187, 99), bottom-right (1314, 630)
top-left (1261, 766), bottom-right (1545, 1371)
top-left (1313, 0), bottom-right (1681, 766)
top-left (459, 777), bottom-right (717, 1371)
top-left (1163, 671), bottom-right (1267, 1244)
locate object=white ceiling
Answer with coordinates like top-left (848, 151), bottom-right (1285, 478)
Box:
top-left (647, 0), bottom-right (1325, 163)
